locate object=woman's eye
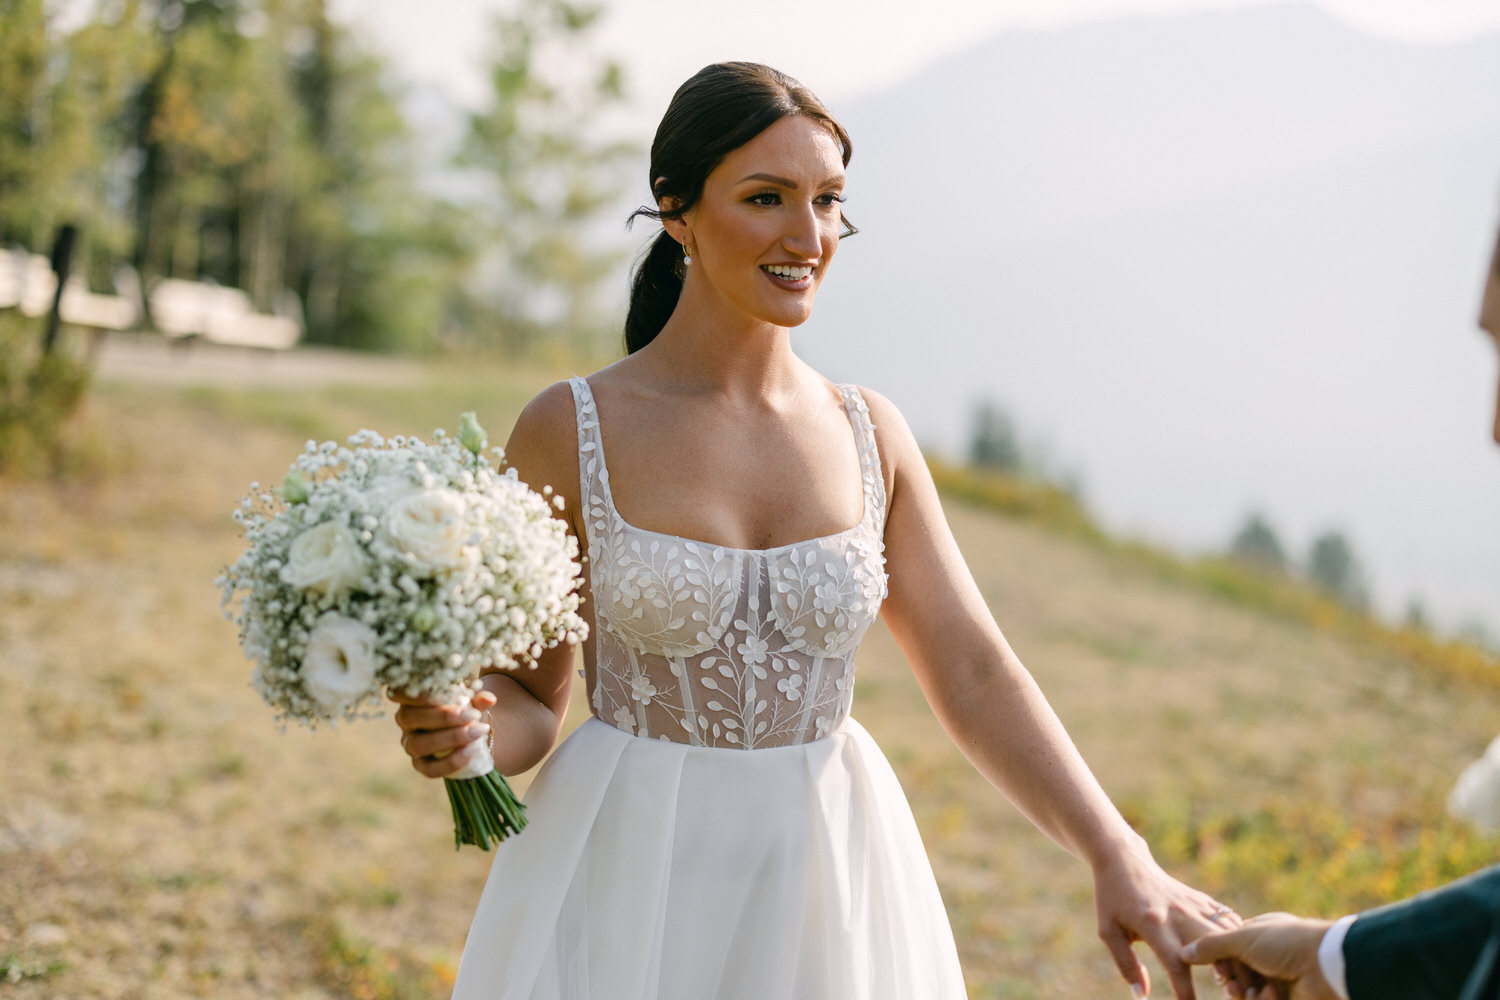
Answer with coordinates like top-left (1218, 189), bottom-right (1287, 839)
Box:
top-left (749, 192), bottom-right (780, 206)
top-left (816, 193), bottom-right (846, 207)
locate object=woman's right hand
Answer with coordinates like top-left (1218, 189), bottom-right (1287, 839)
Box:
top-left (389, 686), bottom-right (496, 779)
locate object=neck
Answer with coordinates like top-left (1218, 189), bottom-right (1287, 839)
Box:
top-left (637, 281), bottom-right (805, 402)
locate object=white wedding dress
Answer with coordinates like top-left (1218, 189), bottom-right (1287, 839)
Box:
top-left (450, 377), bottom-right (966, 999)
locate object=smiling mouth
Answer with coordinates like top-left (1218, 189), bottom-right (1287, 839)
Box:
top-left (761, 264), bottom-right (814, 282)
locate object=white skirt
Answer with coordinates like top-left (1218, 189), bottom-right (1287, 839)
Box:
top-left (450, 716), bottom-right (967, 1000)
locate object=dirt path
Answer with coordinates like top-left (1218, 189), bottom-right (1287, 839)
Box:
top-left (92, 331), bottom-right (423, 387)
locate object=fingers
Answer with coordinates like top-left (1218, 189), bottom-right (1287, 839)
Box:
top-left (394, 696), bottom-right (483, 731)
top-left (1150, 936), bottom-right (1199, 1000)
top-left (1180, 927), bottom-right (1247, 967)
top-left (410, 735), bottom-right (490, 779)
top-left (403, 719), bottom-right (490, 761)
top-left (392, 691), bottom-right (492, 779)
top-left (1216, 959), bottom-right (1264, 1000)
top-left (1099, 922), bottom-right (1151, 998)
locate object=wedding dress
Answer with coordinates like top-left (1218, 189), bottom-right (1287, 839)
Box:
top-left (450, 377), bottom-right (966, 999)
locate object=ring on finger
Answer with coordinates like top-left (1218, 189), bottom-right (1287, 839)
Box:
top-left (1208, 903), bottom-right (1234, 925)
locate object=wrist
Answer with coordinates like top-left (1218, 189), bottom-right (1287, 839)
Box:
top-left (1083, 826), bottom-right (1150, 872)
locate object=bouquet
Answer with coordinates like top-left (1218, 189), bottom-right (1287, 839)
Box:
top-left (217, 413), bottom-right (587, 848)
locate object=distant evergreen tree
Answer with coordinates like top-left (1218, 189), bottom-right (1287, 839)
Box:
top-left (460, 0), bottom-right (636, 358)
top-left (1306, 530), bottom-right (1369, 609)
top-left (968, 399), bottom-right (1023, 472)
top-left (1228, 512), bottom-right (1288, 574)
top-left (1402, 599), bottom-right (1431, 633)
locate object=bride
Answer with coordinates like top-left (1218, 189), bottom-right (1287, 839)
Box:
top-left (393, 61), bottom-right (1241, 999)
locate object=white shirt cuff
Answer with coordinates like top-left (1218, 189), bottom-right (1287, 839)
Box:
top-left (1317, 914), bottom-right (1358, 1000)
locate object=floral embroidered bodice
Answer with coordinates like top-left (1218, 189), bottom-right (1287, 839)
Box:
top-left (568, 377), bottom-right (888, 749)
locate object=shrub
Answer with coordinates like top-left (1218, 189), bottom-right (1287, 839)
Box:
top-left (0, 314), bottom-right (92, 476)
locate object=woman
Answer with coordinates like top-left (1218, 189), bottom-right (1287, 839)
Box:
top-left (394, 62), bottom-right (1239, 999)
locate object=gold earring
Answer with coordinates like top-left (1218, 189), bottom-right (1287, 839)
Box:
top-left (683, 244), bottom-right (694, 265)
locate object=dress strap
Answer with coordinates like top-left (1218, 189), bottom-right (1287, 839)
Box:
top-left (567, 376), bottom-right (612, 550)
top-left (837, 384), bottom-right (888, 530)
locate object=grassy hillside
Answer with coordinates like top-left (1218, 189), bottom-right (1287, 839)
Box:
top-left (2, 361), bottom-right (1496, 998)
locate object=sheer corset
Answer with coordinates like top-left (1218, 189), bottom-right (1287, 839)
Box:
top-left (568, 377), bottom-right (888, 749)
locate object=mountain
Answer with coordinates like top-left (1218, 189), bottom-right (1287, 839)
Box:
top-left (799, 2), bottom-right (1500, 630)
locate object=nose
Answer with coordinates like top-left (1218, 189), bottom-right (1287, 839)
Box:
top-left (782, 201), bottom-right (824, 260)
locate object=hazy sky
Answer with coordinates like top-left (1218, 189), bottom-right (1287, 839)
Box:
top-left (321, 0), bottom-right (1500, 633)
top-left (333, 0), bottom-right (1500, 116)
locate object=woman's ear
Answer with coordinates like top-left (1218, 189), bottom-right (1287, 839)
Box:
top-left (659, 199), bottom-right (690, 247)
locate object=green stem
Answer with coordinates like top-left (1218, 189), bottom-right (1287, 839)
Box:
top-left (442, 771), bottom-right (529, 850)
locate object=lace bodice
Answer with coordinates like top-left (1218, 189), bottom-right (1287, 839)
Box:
top-left (568, 377), bottom-right (888, 749)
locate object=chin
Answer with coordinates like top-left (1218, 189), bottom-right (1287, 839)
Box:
top-left (754, 297), bottom-right (818, 329)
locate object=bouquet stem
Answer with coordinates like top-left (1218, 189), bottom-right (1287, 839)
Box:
top-left (444, 770), bottom-right (528, 850)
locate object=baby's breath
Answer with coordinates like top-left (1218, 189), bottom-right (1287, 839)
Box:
top-left (220, 421), bottom-right (588, 727)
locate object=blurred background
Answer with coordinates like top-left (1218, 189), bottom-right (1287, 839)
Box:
top-left (3, 0), bottom-right (1499, 996)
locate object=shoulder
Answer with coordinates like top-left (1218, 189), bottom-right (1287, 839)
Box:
top-left (849, 384), bottom-right (921, 472)
top-left (507, 380), bottom-right (579, 452)
top-left (503, 380), bottom-right (582, 501)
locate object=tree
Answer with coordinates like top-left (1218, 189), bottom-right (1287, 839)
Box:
top-left (1228, 512), bottom-right (1288, 574)
top-left (1402, 599), bottom-right (1430, 633)
top-left (122, 0), bottom-right (469, 349)
top-left (459, 0), bottom-right (636, 358)
top-left (968, 398), bottom-right (1023, 472)
top-left (1306, 529), bottom-right (1369, 610)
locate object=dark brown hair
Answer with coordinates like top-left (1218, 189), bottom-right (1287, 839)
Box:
top-left (624, 62), bottom-right (856, 354)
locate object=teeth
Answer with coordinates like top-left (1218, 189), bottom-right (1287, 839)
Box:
top-left (763, 264), bottom-right (813, 280)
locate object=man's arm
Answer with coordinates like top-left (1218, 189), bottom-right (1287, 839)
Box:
top-left (1183, 866), bottom-right (1500, 1000)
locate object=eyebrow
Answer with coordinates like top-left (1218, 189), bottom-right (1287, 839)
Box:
top-left (736, 172), bottom-right (845, 189)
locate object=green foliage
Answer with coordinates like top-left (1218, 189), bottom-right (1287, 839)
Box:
top-left (931, 456), bottom-right (1500, 693)
top-left (2, 0), bottom-right (489, 352)
top-left (1126, 790), bottom-right (1500, 916)
top-left (459, 0), bottom-right (637, 359)
top-left (312, 916), bottom-right (451, 1000)
top-left (0, 314), bottom-right (91, 476)
top-left (1307, 529), bottom-right (1370, 610)
top-left (0, 952), bottom-right (68, 984)
top-left (1228, 511), bottom-right (1288, 575)
top-left (126, 0), bottom-right (475, 351)
top-left (967, 398), bottom-right (1024, 472)
top-left (929, 457), bottom-right (1103, 541)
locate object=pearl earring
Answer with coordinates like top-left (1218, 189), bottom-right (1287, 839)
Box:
top-left (683, 244), bottom-right (694, 265)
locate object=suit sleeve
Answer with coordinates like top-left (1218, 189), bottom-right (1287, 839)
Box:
top-left (1344, 865), bottom-right (1500, 1000)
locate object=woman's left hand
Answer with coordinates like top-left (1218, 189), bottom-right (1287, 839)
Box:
top-left (1092, 837), bottom-right (1251, 999)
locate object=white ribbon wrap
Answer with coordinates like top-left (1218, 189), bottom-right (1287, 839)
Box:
top-left (448, 744), bottom-right (496, 780)
top-left (440, 682), bottom-right (496, 781)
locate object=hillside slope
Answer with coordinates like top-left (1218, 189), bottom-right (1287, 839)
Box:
top-left (1, 367), bottom-right (1495, 997)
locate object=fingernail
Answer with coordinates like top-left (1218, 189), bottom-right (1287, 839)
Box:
top-left (466, 724), bottom-right (489, 740)
top-left (460, 708), bottom-right (480, 722)
top-left (1181, 941), bottom-right (1197, 961)
top-left (1131, 986), bottom-right (1146, 999)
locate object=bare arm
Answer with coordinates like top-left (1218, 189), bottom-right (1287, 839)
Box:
top-left (866, 388), bottom-right (1237, 1000)
top-left (394, 382), bottom-right (583, 778)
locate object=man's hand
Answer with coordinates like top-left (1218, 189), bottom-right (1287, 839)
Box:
top-left (1181, 913), bottom-right (1340, 1000)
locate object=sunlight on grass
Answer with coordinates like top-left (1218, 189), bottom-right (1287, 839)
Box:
top-left (0, 366), bottom-right (1495, 998)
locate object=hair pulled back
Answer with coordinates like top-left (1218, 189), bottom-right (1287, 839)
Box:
top-left (624, 62), bottom-right (856, 354)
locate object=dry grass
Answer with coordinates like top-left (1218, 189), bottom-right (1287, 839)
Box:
top-left (1, 365), bottom-right (1496, 998)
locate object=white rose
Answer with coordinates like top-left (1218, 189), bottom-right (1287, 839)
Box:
top-left (281, 520), bottom-right (369, 597)
top-left (301, 613), bottom-right (381, 715)
top-left (1449, 734), bottom-right (1500, 832)
top-left (380, 488), bottom-right (469, 574)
